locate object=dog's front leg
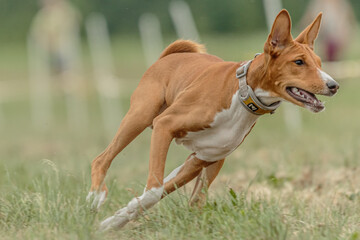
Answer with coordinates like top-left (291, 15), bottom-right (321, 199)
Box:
top-left (99, 116), bottom-right (174, 231)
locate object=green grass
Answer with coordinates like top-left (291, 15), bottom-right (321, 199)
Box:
top-left (1, 32), bottom-right (360, 239)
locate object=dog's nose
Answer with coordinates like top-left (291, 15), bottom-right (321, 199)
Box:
top-left (326, 80), bottom-right (339, 94)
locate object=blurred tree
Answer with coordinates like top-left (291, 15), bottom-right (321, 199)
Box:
top-left (0, 0), bottom-right (359, 42)
top-left (0, 0), bottom-right (38, 41)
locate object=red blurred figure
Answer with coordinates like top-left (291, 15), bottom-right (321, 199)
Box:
top-left (300, 0), bottom-right (357, 61)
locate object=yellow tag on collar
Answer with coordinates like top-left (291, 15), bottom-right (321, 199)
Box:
top-left (242, 96), bottom-right (274, 115)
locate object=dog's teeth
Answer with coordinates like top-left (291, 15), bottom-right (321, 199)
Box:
top-left (292, 87), bottom-right (299, 93)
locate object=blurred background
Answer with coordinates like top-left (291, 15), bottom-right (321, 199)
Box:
top-left (1, 0), bottom-right (360, 207)
top-left (1, 0), bottom-right (360, 238)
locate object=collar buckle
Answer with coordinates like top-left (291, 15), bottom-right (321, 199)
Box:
top-left (236, 61), bottom-right (251, 79)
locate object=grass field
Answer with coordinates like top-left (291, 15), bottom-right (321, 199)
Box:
top-left (0, 32), bottom-right (360, 239)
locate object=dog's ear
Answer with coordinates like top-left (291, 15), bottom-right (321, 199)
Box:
top-left (295, 13), bottom-right (322, 49)
top-left (265, 9), bottom-right (293, 56)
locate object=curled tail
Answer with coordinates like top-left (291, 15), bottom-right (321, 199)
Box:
top-left (159, 40), bottom-right (206, 59)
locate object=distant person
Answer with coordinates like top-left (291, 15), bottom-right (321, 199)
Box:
top-left (28, 0), bottom-right (87, 129)
top-left (29, 0), bottom-right (82, 78)
top-left (300, 0), bottom-right (357, 61)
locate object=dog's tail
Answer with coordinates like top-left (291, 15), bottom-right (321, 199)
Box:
top-left (159, 40), bottom-right (206, 59)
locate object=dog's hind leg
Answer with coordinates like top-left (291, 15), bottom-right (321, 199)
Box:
top-left (99, 154), bottom-right (212, 231)
top-left (87, 80), bottom-right (166, 209)
top-left (162, 154), bottom-right (215, 195)
top-left (189, 159), bottom-right (224, 207)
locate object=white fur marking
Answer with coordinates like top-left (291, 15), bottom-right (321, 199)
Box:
top-left (99, 186), bottom-right (164, 231)
top-left (95, 191), bottom-right (106, 209)
top-left (86, 191), bottom-right (94, 202)
top-left (318, 69), bottom-right (334, 83)
top-left (175, 91), bottom-right (259, 161)
top-left (86, 191), bottom-right (107, 209)
top-left (254, 88), bottom-right (282, 106)
top-left (164, 163), bottom-right (184, 184)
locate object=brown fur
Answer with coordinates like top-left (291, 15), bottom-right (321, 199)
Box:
top-left (159, 39), bottom-right (206, 59)
top-left (89, 10), bottom-right (338, 217)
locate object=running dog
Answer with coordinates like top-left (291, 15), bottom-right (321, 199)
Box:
top-left (86, 10), bottom-right (339, 231)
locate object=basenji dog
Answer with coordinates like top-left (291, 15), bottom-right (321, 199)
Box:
top-left (86, 10), bottom-right (339, 231)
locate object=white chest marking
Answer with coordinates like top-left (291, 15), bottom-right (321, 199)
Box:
top-left (175, 91), bottom-right (259, 162)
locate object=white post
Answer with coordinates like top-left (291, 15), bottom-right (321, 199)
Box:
top-left (323, 60), bottom-right (360, 79)
top-left (61, 28), bottom-right (89, 133)
top-left (27, 35), bottom-right (53, 129)
top-left (263, 0), bottom-right (283, 31)
top-left (0, 98), bottom-right (2, 125)
top-left (262, 0), bottom-right (302, 133)
top-left (169, 0), bottom-right (200, 41)
top-left (139, 13), bottom-right (164, 67)
top-left (86, 13), bottom-right (122, 139)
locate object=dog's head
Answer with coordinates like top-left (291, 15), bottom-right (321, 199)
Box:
top-left (255, 10), bottom-right (339, 113)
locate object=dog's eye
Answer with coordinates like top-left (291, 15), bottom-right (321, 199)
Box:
top-left (294, 60), bottom-right (304, 65)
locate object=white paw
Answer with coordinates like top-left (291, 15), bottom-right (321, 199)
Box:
top-left (97, 187), bottom-right (163, 231)
top-left (86, 191), bottom-right (106, 209)
top-left (99, 207), bottom-right (130, 231)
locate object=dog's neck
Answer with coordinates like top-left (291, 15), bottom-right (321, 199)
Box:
top-left (245, 54), bottom-right (283, 106)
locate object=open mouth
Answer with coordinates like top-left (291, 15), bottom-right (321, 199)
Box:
top-left (286, 87), bottom-right (324, 112)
